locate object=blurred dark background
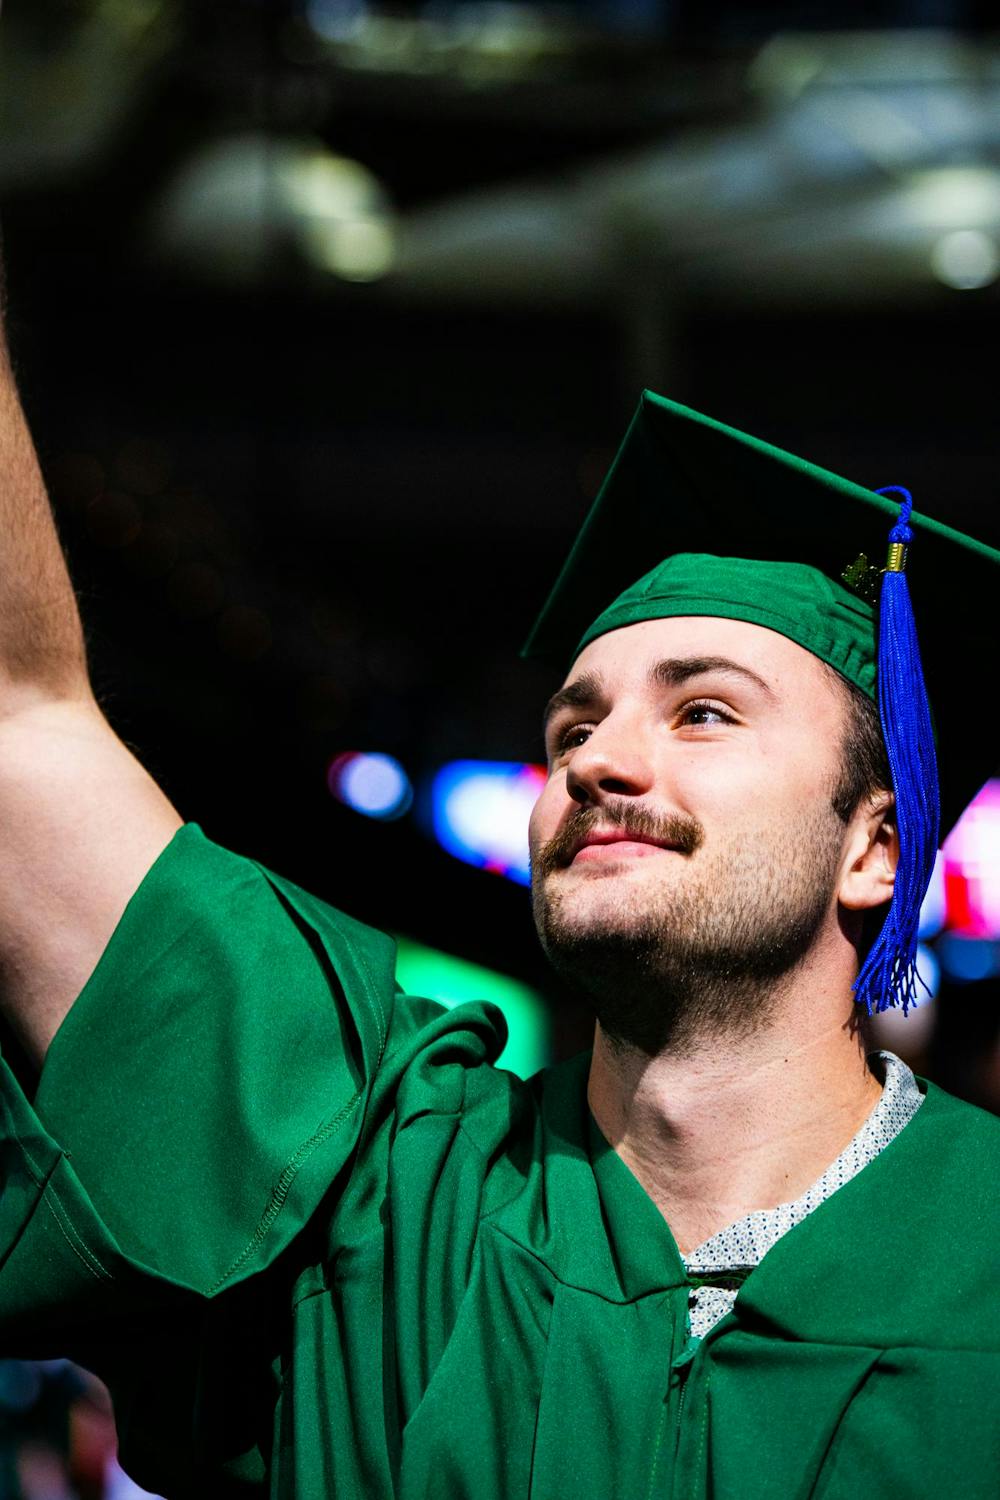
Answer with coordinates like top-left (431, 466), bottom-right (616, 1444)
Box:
top-left (3, 0), bottom-right (1000, 1075)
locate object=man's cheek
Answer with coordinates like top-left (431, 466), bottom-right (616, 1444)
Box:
top-left (527, 790), bottom-right (556, 856)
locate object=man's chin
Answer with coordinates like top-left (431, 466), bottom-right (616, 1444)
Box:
top-left (533, 879), bottom-right (663, 949)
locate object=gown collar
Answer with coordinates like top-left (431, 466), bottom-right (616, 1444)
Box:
top-left (532, 1051), bottom-right (992, 1350)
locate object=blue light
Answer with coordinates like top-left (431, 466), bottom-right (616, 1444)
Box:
top-left (328, 751), bottom-right (413, 821)
top-left (936, 933), bottom-right (1000, 984)
top-left (307, 0), bottom-right (368, 42)
top-left (918, 851), bottom-right (946, 940)
top-left (430, 760), bottom-right (546, 884)
top-left (914, 942), bottom-right (940, 1001)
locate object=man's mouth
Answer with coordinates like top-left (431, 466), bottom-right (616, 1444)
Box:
top-left (534, 799), bottom-right (704, 878)
top-left (569, 828), bottom-right (678, 864)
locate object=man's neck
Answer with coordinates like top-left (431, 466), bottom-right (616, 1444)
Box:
top-left (586, 979), bottom-right (883, 1255)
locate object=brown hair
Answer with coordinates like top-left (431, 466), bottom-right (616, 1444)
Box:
top-left (828, 667), bottom-right (892, 824)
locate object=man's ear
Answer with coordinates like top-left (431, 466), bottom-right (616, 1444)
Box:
top-left (839, 792), bottom-right (898, 913)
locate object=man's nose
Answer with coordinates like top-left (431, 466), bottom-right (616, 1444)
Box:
top-left (564, 717), bottom-right (654, 806)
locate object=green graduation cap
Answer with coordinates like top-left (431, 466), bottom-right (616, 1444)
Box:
top-left (523, 390), bottom-right (1000, 1013)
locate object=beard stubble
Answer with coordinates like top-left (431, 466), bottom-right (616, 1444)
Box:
top-left (531, 796), bottom-right (846, 1058)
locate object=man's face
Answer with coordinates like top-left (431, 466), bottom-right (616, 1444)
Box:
top-left (529, 615), bottom-right (861, 1053)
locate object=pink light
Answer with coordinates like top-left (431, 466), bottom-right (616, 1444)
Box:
top-left (942, 779), bottom-right (1000, 937)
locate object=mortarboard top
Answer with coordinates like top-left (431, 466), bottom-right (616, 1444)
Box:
top-left (523, 390), bottom-right (1000, 836)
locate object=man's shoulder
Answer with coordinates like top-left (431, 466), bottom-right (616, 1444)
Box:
top-left (897, 1080), bottom-right (998, 1272)
top-left (737, 1078), bottom-right (998, 1353)
top-left (905, 1081), bottom-right (998, 1202)
top-left (914, 1077), bottom-right (1000, 1160)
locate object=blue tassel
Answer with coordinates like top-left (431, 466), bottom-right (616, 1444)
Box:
top-left (852, 487), bottom-right (941, 1016)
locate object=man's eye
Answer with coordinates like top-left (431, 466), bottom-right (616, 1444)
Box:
top-left (679, 700), bottom-right (733, 727)
top-left (553, 723), bottom-right (593, 755)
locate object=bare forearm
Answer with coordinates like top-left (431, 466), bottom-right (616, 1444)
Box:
top-left (0, 288), bottom-right (182, 1069)
top-left (0, 320), bottom-right (90, 707)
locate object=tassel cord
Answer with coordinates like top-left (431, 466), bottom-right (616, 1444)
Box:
top-left (852, 488), bottom-right (941, 1016)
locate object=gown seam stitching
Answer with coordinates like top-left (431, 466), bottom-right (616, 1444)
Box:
top-left (1, 1096), bottom-right (47, 1188)
top-left (346, 933), bottom-right (387, 1055)
top-left (208, 1085), bottom-right (364, 1294)
top-left (41, 1177), bottom-right (113, 1283)
top-left (692, 1366), bottom-right (711, 1485)
top-left (644, 1395), bottom-right (669, 1500)
top-left (0, 1088), bottom-right (113, 1283)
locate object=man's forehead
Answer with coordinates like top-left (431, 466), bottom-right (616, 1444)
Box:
top-left (541, 620), bottom-right (847, 741)
top-left (561, 614), bottom-right (827, 690)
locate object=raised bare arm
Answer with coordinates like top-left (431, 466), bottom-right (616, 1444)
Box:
top-left (0, 289), bottom-right (182, 1068)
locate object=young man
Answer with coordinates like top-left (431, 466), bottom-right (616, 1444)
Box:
top-left (0, 321), bottom-right (996, 1495)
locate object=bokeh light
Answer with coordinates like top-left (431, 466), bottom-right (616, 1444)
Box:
top-left (328, 750), bottom-right (413, 820)
top-left (152, 134), bottom-right (396, 284)
top-left (941, 780), bottom-right (1000, 939)
top-left (430, 760), bottom-right (545, 884)
top-left (930, 229), bottom-right (1000, 291)
top-left (918, 851), bottom-right (946, 941)
top-left (393, 935), bottom-right (551, 1079)
top-left (936, 934), bottom-right (999, 984)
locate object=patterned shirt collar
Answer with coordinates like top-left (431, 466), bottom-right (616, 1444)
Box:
top-left (682, 1051), bottom-right (923, 1338)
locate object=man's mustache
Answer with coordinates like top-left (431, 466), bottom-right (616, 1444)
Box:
top-left (535, 798), bottom-right (704, 877)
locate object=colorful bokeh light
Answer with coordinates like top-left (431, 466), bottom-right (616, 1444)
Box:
top-left (940, 779), bottom-right (1000, 939)
top-left (393, 936), bottom-right (551, 1079)
top-left (328, 750), bottom-right (413, 820)
top-left (430, 760), bottom-right (546, 884)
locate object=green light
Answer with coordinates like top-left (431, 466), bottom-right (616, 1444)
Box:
top-left (393, 936), bottom-right (552, 1080)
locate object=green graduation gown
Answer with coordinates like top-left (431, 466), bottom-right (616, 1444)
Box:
top-left (1, 826), bottom-right (997, 1497)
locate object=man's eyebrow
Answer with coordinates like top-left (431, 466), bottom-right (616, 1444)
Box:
top-left (650, 656), bottom-right (776, 698)
top-left (542, 670), bottom-right (606, 735)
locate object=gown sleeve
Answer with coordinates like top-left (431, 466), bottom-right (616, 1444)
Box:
top-left (0, 821), bottom-right (422, 1349)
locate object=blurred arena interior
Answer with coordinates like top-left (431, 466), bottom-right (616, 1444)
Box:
top-left (1, 1), bottom-right (999, 1491)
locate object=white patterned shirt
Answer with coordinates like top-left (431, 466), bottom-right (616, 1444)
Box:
top-left (682, 1051), bottom-right (924, 1339)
